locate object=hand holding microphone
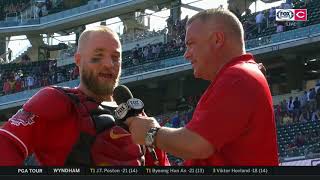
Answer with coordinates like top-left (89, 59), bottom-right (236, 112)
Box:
top-left (113, 85), bottom-right (161, 165)
top-left (113, 85), bottom-right (145, 122)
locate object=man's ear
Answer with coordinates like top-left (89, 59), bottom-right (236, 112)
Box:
top-left (214, 32), bottom-right (225, 48)
top-left (74, 53), bottom-right (81, 66)
top-left (209, 31), bottom-right (224, 49)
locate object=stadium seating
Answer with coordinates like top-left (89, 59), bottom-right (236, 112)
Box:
top-left (242, 0), bottom-right (320, 42)
top-left (0, 0), bottom-right (30, 21)
top-left (0, 60), bottom-right (76, 95)
top-left (277, 120), bottom-right (320, 158)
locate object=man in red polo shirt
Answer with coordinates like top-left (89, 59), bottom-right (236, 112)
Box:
top-left (124, 8), bottom-right (279, 166)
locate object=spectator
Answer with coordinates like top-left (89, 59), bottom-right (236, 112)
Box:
top-left (286, 0), bottom-right (293, 4)
top-left (316, 88), bottom-right (320, 110)
top-left (15, 78), bottom-right (22, 92)
top-left (268, 7), bottom-right (276, 27)
top-left (293, 96), bottom-right (301, 120)
top-left (41, 75), bottom-right (49, 87)
top-left (255, 11), bottom-right (265, 34)
top-left (3, 79), bottom-right (11, 95)
top-left (50, 72), bottom-right (57, 84)
top-left (7, 48), bottom-right (12, 62)
top-left (293, 97), bottom-right (301, 109)
top-left (132, 47), bottom-right (139, 65)
top-left (32, 3), bottom-right (40, 19)
top-left (46, 0), bottom-right (52, 10)
top-left (274, 105), bottom-right (282, 126)
top-left (295, 133), bottom-right (306, 147)
top-left (281, 99), bottom-right (288, 114)
top-left (56, 72), bottom-right (64, 83)
top-left (171, 111), bottom-right (180, 128)
top-left (48, 60), bottom-right (56, 71)
top-left (304, 0), bottom-right (311, 7)
top-left (286, 140), bottom-right (297, 151)
top-left (300, 91), bottom-right (308, 108)
top-left (0, 57), bottom-right (5, 64)
top-left (143, 46), bottom-right (149, 60)
top-left (152, 45), bottom-right (157, 59)
top-left (315, 81), bottom-right (320, 92)
top-left (155, 44), bottom-right (160, 59)
top-left (276, 21), bottom-right (285, 33)
top-left (8, 78), bottom-right (16, 93)
top-left (38, 6), bottom-right (43, 17)
top-left (245, 8), bottom-right (251, 16)
top-left (27, 74), bottom-right (34, 90)
top-left (21, 54), bottom-right (31, 64)
top-left (281, 1), bottom-right (293, 9)
top-left (309, 88), bottom-right (317, 110)
top-left (41, 3), bottom-right (48, 16)
top-left (14, 72), bottom-right (20, 81)
top-left (71, 66), bottom-right (79, 80)
top-left (299, 109), bottom-right (310, 122)
top-left (311, 108), bottom-right (319, 121)
top-left (283, 112), bottom-right (293, 125)
top-left (287, 96), bottom-right (294, 113)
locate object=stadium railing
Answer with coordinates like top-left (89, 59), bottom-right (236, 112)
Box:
top-left (245, 23), bottom-right (320, 49)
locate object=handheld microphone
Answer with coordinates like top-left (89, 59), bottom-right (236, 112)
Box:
top-left (113, 85), bottom-right (159, 165)
top-left (113, 85), bottom-right (144, 121)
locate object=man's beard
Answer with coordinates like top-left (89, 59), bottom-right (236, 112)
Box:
top-left (81, 68), bottom-right (119, 96)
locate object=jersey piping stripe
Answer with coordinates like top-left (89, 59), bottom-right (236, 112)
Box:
top-left (0, 129), bottom-right (28, 158)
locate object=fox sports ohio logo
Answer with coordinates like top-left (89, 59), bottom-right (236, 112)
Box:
top-left (276, 9), bottom-right (307, 21)
top-left (276, 9), bottom-right (294, 21)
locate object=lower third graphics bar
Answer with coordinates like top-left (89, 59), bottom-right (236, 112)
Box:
top-left (0, 167), bottom-right (320, 175)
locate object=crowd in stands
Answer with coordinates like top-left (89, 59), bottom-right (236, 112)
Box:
top-left (0, 0), bottom-right (61, 21)
top-left (282, 130), bottom-right (320, 155)
top-left (166, 15), bottom-right (188, 43)
top-left (153, 94), bottom-right (200, 165)
top-left (123, 39), bottom-right (185, 68)
top-left (0, 0), bottom-right (126, 23)
top-left (119, 0), bottom-right (320, 69)
top-left (239, 0), bottom-right (313, 40)
top-left (116, 0), bottom-right (319, 69)
top-left (278, 119), bottom-right (320, 158)
top-left (120, 29), bottom-right (167, 43)
top-left (32, 0), bottom-right (53, 18)
top-left (155, 84), bottom-right (320, 162)
top-left (121, 16), bottom-right (187, 68)
top-left (0, 60), bottom-right (78, 96)
top-left (274, 82), bottom-right (320, 158)
top-left (274, 84), bottom-right (320, 127)
top-left (0, 0), bottom-right (30, 20)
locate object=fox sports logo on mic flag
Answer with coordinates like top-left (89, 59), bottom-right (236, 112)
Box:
top-left (276, 9), bottom-right (307, 21)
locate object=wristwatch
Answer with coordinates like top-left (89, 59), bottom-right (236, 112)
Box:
top-left (145, 127), bottom-right (160, 147)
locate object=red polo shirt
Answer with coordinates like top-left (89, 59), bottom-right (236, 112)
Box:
top-left (185, 54), bottom-right (279, 166)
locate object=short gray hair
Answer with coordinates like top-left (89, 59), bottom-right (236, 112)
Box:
top-left (187, 8), bottom-right (244, 41)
